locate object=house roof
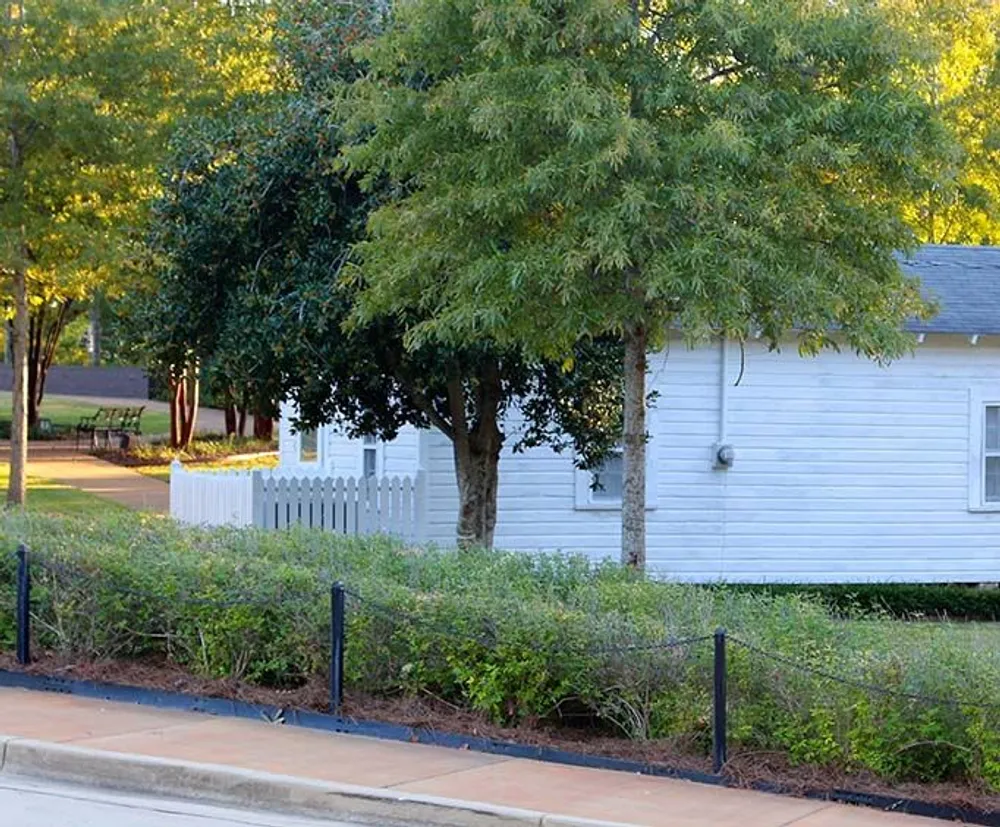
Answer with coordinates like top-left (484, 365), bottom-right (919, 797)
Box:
top-left (903, 244), bottom-right (1000, 335)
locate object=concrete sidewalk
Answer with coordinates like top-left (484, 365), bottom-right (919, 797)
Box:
top-left (0, 688), bottom-right (946, 827)
top-left (12, 443), bottom-right (169, 512)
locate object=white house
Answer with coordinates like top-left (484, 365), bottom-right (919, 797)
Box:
top-left (263, 245), bottom-right (1000, 583)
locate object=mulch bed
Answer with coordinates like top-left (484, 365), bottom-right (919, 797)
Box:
top-left (2, 651), bottom-right (999, 817)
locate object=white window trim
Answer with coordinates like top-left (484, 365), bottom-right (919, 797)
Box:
top-left (298, 426), bottom-right (322, 467)
top-left (361, 435), bottom-right (383, 478)
top-left (574, 437), bottom-right (659, 511)
top-left (968, 389), bottom-right (1000, 512)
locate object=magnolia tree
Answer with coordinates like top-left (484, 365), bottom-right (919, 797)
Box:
top-left (128, 82), bottom-right (627, 545)
top-left (343, 0), bottom-right (951, 567)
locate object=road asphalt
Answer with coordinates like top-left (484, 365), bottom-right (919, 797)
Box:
top-left (0, 775), bottom-right (355, 827)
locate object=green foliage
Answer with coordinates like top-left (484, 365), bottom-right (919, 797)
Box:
top-left (0, 0), bottom-right (275, 339)
top-left (3, 512), bottom-right (1000, 790)
top-left (887, 0), bottom-right (1000, 244)
top-left (723, 583), bottom-right (1000, 622)
top-left (106, 436), bottom-right (276, 466)
top-left (344, 0), bottom-right (951, 361)
top-left (121, 2), bottom-right (633, 546)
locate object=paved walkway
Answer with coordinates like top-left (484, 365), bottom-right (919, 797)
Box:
top-left (0, 688), bottom-right (946, 827)
top-left (4, 443), bottom-right (168, 513)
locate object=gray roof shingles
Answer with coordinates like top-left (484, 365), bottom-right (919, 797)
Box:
top-left (903, 244), bottom-right (1000, 335)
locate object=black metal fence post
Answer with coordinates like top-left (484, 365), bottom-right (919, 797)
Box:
top-left (16, 544), bottom-right (30, 665)
top-left (712, 627), bottom-right (727, 773)
top-left (330, 581), bottom-right (345, 714)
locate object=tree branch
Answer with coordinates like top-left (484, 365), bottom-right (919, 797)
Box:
top-left (699, 62), bottom-right (747, 83)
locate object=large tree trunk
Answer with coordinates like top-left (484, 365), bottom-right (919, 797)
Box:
top-left (179, 365), bottom-right (199, 448)
top-left (169, 371), bottom-right (182, 449)
top-left (223, 404), bottom-right (237, 437)
top-left (27, 299), bottom-right (73, 427)
top-left (621, 323), bottom-right (647, 568)
top-left (453, 430), bottom-right (501, 549)
top-left (237, 406), bottom-right (248, 438)
top-left (448, 363), bottom-right (503, 549)
top-left (8, 265), bottom-right (28, 506)
top-left (89, 295), bottom-right (101, 366)
top-left (252, 413), bottom-right (273, 441)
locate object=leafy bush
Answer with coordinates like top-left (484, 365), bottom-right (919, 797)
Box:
top-left (723, 583), bottom-right (1000, 622)
top-left (1, 511), bottom-right (1000, 790)
top-left (96, 435), bottom-right (276, 466)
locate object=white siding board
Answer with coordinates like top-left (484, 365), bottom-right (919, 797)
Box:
top-left (276, 335), bottom-right (1000, 583)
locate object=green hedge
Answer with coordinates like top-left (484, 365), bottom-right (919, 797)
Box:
top-left (723, 583), bottom-right (1000, 622)
top-left (1, 511), bottom-right (1000, 791)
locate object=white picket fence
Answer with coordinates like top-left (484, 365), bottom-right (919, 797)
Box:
top-left (169, 462), bottom-right (254, 527)
top-left (170, 461), bottom-right (424, 541)
top-left (252, 474), bottom-right (424, 541)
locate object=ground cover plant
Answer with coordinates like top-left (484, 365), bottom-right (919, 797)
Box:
top-left (95, 435), bottom-right (276, 469)
top-left (0, 510), bottom-right (999, 796)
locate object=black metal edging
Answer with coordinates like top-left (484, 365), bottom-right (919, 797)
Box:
top-left (0, 669), bottom-right (997, 827)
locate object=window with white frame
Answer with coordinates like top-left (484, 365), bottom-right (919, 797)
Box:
top-left (362, 434), bottom-right (379, 478)
top-left (591, 452), bottom-right (624, 502)
top-left (299, 428), bottom-right (319, 464)
top-left (987, 406), bottom-right (1000, 503)
top-left (968, 391), bottom-right (1000, 511)
top-left (574, 443), bottom-right (657, 510)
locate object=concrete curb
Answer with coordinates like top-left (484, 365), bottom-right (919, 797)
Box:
top-left (0, 737), bottom-right (638, 827)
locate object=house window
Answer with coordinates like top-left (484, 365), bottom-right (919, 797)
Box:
top-left (591, 452), bottom-right (624, 502)
top-left (362, 434), bottom-right (378, 478)
top-left (299, 428), bottom-right (319, 464)
top-left (574, 442), bottom-right (657, 511)
top-left (968, 391), bottom-right (1000, 511)
top-left (986, 406), bottom-right (1000, 503)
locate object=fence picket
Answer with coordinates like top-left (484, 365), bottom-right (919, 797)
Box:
top-left (276, 478), bottom-right (291, 529)
top-left (171, 465), bottom-right (423, 540)
top-left (345, 477), bottom-right (357, 535)
top-left (401, 477), bottom-right (413, 541)
top-left (309, 477), bottom-right (323, 529)
top-left (333, 477), bottom-right (345, 533)
top-left (389, 476), bottom-right (402, 536)
top-left (378, 476), bottom-right (391, 533)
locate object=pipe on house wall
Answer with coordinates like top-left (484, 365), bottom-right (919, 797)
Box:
top-left (718, 336), bottom-right (728, 446)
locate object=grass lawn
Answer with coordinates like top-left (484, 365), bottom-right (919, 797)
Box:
top-left (135, 454), bottom-right (279, 482)
top-left (0, 467), bottom-right (127, 517)
top-left (0, 392), bottom-right (172, 436)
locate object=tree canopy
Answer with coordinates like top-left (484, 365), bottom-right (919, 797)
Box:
top-left (343, 0), bottom-right (952, 565)
top-left (1, 0), bottom-right (275, 500)
top-left (126, 60), bottom-right (627, 545)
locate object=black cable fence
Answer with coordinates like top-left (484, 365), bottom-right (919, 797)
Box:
top-left (9, 545), bottom-right (998, 780)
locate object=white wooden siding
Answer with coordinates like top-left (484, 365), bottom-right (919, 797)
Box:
top-left (278, 404), bottom-right (421, 478)
top-left (422, 336), bottom-right (1000, 583)
top-left (277, 336), bottom-right (1000, 582)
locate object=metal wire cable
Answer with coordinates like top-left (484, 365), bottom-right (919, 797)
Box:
top-left (347, 586), bottom-right (714, 656)
top-left (729, 635), bottom-right (1000, 713)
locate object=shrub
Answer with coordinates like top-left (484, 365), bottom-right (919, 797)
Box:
top-left (1, 511), bottom-right (1000, 790)
top-left (723, 583), bottom-right (1000, 622)
top-left (95, 435), bottom-right (276, 466)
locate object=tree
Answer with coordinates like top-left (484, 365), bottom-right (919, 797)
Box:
top-left (1, 0), bottom-right (274, 500)
top-left (343, 0), bottom-right (951, 567)
top-left (885, 0), bottom-right (1000, 244)
top-left (126, 85), bottom-right (625, 544)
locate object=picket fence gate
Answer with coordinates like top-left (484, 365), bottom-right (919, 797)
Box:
top-left (170, 461), bottom-right (425, 542)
